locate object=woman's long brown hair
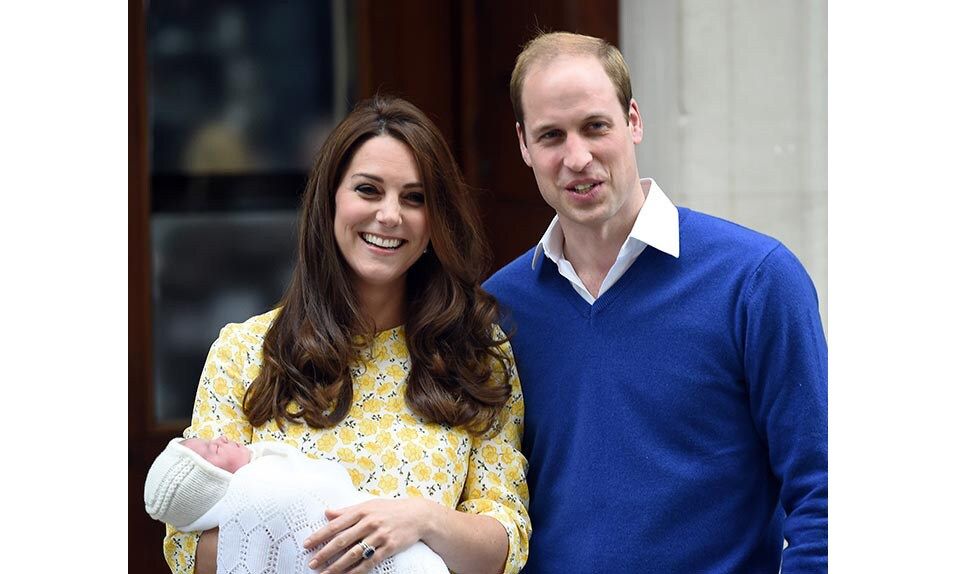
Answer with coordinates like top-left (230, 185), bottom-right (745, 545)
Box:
top-left (243, 95), bottom-right (512, 435)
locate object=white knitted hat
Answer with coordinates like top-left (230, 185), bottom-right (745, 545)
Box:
top-left (144, 438), bottom-right (234, 529)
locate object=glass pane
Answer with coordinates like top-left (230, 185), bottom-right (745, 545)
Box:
top-left (151, 210), bottom-right (297, 421)
top-left (147, 0), bottom-right (353, 174)
top-left (147, 0), bottom-right (354, 423)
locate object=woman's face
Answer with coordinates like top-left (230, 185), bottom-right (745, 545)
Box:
top-left (333, 135), bottom-right (430, 299)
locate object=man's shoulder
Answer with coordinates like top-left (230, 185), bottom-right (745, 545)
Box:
top-left (679, 206), bottom-right (814, 286)
top-left (484, 246), bottom-right (537, 291)
top-left (679, 206), bottom-right (783, 257)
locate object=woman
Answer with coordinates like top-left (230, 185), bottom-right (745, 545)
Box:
top-left (163, 96), bottom-right (530, 574)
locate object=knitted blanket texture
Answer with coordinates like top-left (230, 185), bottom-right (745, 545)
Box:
top-left (211, 447), bottom-right (448, 574)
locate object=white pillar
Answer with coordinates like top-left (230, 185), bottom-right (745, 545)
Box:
top-left (621, 0), bottom-right (828, 328)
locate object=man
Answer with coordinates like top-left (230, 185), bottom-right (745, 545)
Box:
top-left (484, 32), bottom-right (827, 572)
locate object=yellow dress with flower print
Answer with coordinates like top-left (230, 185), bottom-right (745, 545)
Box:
top-left (162, 309), bottom-right (530, 574)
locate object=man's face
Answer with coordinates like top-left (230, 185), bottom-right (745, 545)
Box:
top-left (517, 55), bottom-right (643, 238)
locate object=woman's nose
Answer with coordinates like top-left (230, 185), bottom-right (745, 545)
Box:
top-left (376, 196), bottom-right (402, 227)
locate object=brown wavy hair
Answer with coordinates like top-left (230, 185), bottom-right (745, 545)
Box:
top-left (243, 95), bottom-right (513, 435)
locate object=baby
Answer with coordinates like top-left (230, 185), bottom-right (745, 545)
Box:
top-left (144, 436), bottom-right (448, 574)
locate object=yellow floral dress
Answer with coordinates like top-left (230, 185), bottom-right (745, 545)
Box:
top-left (163, 309), bottom-right (530, 574)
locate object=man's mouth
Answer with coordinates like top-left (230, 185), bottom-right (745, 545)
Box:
top-left (567, 181), bottom-right (601, 194)
top-left (361, 232), bottom-right (405, 249)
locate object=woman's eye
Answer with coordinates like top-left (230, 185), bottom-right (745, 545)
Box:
top-left (355, 184), bottom-right (378, 196)
top-left (404, 192), bottom-right (426, 205)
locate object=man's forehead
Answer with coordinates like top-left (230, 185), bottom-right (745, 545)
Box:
top-left (523, 53), bottom-right (608, 87)
top-left (523, 93), bottom-right (620, 132)
top-left (521, 56), bottom-right (618, 125)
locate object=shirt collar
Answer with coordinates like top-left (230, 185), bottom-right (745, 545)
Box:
top-left (532, 177), bottom-right (680, 269)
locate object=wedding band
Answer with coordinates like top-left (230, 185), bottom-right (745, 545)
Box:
top-left (358, 540), bottom-right (376, 560)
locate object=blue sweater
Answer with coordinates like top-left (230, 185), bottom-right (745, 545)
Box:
top-left (484, 208), bottom-right (827, 573)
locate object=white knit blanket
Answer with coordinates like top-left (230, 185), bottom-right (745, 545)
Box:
top-left (190, 442), bottom-right (448, 574)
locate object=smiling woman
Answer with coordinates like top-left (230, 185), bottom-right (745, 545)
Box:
top-left (333, 135), bottom-right (430, 310)
top-left (162, 96), bottom-right (531, 574)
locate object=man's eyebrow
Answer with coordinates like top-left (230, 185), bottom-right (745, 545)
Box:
top-left (351, 173), bottom-right (423, 189)
top-left (582, 113), bottom-right (613, 123)
top-left (527, 114), bottom-right (613, 137)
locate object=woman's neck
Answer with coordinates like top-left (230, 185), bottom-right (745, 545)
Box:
top-left (355, 282), bottom-right (407, 332)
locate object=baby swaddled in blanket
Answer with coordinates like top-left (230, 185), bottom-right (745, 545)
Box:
top-left (145, 436), bottom-right (449, 574)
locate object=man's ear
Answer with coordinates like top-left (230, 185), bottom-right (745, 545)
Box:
top-left (516, 122), bottom-right (532, 167)
top-left (628, 99), bottom-right (644, 145)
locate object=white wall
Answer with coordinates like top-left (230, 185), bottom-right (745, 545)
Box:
top-left (621, 0), bottom-right (827, 328)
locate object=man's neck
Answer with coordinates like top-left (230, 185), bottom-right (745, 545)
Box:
top-left (561, 224), bottom-right (627, 298)
top-left (560, 180), bottom-right (647, 297)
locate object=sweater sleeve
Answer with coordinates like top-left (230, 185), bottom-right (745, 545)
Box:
top-left (456, 338), bottom-right (532, 574)
top-left (163, 322), bottom-right (257, 574)
top-left (741, 244), bottom-right (828, 572)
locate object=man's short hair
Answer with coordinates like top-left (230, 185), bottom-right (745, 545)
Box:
top-left (510, 31), bottom-right (633, 128)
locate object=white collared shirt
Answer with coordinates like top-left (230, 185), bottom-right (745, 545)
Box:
top-left (531, 178), bottom-right (681, 304)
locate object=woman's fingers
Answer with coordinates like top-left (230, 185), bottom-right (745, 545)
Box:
top-left (308, 518), bottom-right (372, 570)
top-left (304, 505), bottom-right (362, 551)
top-left (320, 534), bottom-right (388, 574)
top-left (306, 499), bottom-right (427, 572)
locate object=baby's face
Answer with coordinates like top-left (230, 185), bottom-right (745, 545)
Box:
top-left (181, 436), bottom-right (251, 473)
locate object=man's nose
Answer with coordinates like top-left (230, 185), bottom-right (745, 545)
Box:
top-left (563, 134), bottom-right (593, 172)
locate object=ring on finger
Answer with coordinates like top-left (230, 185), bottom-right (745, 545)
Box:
top-left (358, 540), bottom-right (376, 560)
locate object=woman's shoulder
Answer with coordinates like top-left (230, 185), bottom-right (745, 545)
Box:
top-left (216, 308), bottom-right (281, 345)
top-left (489, 323), bottom-right (514, 353)
top-left (489, 322), bottom-right (507, 339)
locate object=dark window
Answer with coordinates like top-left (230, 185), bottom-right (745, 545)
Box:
top-left (147, 0), bottom-right (355, 422)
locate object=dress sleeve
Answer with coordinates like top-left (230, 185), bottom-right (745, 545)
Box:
top-left (163, 323), bottom-right (256, 573)
top-left (456, 337), bottom-right (531, 574)
top-left (740, 245), bottom-right (828, 573)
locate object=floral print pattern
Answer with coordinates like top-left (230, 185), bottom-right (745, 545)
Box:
top-left (163, 310), bottom-right (530, 573)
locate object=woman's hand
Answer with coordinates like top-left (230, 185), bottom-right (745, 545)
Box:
top-left (195, 528), bottom-right (219, 574)
top-left (303, 498), bottom-right (441, 573)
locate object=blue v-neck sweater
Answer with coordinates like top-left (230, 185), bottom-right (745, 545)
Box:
top-left (485, 207), bottom-right (827, 573)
